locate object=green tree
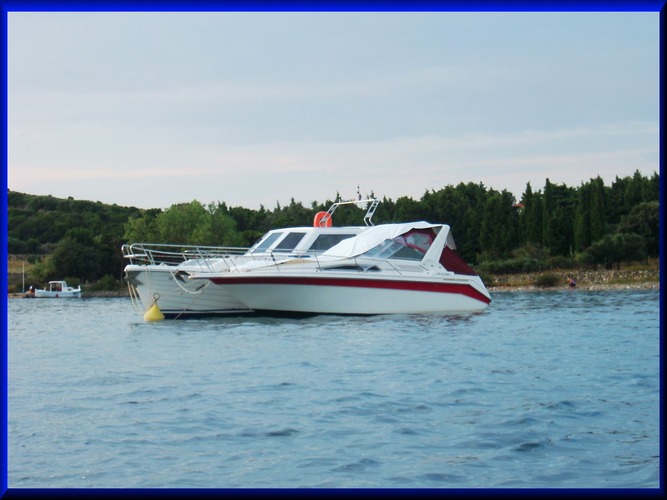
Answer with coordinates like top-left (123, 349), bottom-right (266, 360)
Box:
top-left (267, 198), bottom-right (313, 228)
top-left (616, 201), bottom-right (660, 258)
top-left (155, 201), bottom-right (209, 244)
top-left (624, 169), bottom-right (646, 208)
top-left (227, 204), bottom-right (270, 243)
top-left (579, 233), bottom-right (646, 270)
top-left (456, 182), bottom-right (488, 262)
top-left (370, 195), bottom-right (396, 224)
top-left (574, 176), bottom-right (606, 251)
top-left (542, 178), bottom-right (556, 251)
top-left (607, 175), bottom-right (630, 226)
top-left (123, 209), bottom-right (162, 242)
top-left (645, 172), bottom-right (660, 202)
top-left (542, 180), bottom-right (577, 256)
top-left (49, 236), bottom-right (102, 281)
top-left (421, 182), bottom-right (487, 262)
top-left (479, 190), bottom-right (518, 259)
top-left (589, 176), bottom-right (607, 243)
top-left (394, 196), bottom-right (421, 222)
top-left (191, 202), bottom-right (244, 246)
top-left (573, 180), bottom-right (591, 251)
top-left (520, 182), bottom-right (543, 245)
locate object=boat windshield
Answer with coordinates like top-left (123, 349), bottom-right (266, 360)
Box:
top-left (362, 229), bottom-right (435, 261)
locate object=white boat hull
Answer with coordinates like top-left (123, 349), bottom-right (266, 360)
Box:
top-left (125, 265), bottom-right (252, 317)
top-left (209, 274), bottom-right (491, 315)
top-left (34, 290), bottom-right (81, 298)
top-left (33, 280), bottom-right (82, 298)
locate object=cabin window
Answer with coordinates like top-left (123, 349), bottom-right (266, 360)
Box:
top-left (274, 232), bottom-right (307, 252)
top-left (308, 233), bottom-right (357, 251)
top-left (251, 232), bottom-right (283, 253)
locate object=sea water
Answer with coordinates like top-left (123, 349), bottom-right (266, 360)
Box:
top-left (5, 289), bottom-right (660, 489)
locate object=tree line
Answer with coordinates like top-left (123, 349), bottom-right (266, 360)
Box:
top-left (7, 169), bottom-right (660, 286)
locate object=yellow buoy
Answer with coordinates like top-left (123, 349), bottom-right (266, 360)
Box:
top-left (144, 301), bottom-right (165, 322)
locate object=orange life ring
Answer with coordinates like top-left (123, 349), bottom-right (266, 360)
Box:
top-left (313, 211), bottom-right (332, 227)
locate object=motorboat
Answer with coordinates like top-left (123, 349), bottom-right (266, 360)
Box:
top-left (34, 280), bottom-right (82, 298)
top-left (189, 221), bottom-right (492, 315)
top-left (122, 198), bottom-right (379, 318)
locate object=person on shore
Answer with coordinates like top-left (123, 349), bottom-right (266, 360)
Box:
top-left (567, 277), bottom-right (577, 288)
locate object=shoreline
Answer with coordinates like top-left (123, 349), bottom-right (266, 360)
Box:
top-left (488, 282), bottom-right (659, 293)
top-left (8, 290), bottom-right (130, 299)
top-left (7, 281), bottom-right (659, 299)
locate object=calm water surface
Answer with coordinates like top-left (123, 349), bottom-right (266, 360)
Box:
top-left (6, 289), bottom-right (660, 488)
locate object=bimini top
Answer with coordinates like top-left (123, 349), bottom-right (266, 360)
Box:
top-left (321, 222), bottom-right (448, 259)
top-left (320, 221), bottom-right (478, 276)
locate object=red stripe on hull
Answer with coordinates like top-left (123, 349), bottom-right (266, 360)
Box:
top-left (209, 275), bottom-right (491, 305)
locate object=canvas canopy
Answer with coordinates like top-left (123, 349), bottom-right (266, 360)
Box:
top-left (321, 222), bottom-right (446, 259)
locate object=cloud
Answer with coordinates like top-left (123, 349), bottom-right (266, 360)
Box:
top-left (7, 12), bottom-right (659, 210)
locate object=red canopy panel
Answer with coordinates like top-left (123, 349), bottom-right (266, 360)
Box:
top-left (439, 246), bottom-right (478, 276)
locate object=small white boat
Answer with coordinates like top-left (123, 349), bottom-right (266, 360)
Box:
top-left (122, 198), bottom-right (379, 318)
top-left (34, 280), bottom-right (82, 298)
top-left (190, 221), bottom-right (492, 315)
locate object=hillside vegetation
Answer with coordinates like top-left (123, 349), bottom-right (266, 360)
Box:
top-left (6, 170), bottom-right (660, 292)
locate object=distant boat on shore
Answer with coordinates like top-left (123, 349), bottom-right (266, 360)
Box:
top-left (30, 280), bottom-right (82, 298)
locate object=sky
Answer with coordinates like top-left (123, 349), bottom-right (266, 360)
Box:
top-left (6, 10), bottom-right (661, 211)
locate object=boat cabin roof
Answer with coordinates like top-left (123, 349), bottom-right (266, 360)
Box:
top-left (247, 226), bottom-right (367, 256)
top-left (245, 197), bottom-right (379, 256)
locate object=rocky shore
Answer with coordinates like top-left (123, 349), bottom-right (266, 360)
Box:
top-left (487, 269), bottom-right (660, 292)
top-left (489, 282), bottom-right (659, 293)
